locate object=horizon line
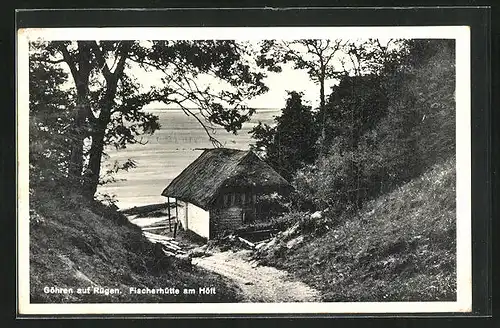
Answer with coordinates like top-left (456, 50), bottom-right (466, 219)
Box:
top-left (143, 107), bottom-right (282, 111)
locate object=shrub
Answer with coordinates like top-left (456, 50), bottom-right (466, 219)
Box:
top-left (254, 192), bottom-right (289, 220)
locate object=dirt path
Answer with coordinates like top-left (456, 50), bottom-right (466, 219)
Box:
top-left (193, 250), bottom-right (321, 302)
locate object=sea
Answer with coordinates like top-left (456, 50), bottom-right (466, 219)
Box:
top-left (97, 108), bottom-right (280, 209)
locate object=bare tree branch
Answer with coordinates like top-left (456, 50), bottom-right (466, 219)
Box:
top-left (56, 43), bottom-right (80, 83)
top-left (31, 57), bottom-right (66, 64)
top-left (89, 41), bottom-right (113, 82)
top-left (113, 42), bottom-right (132, 78)
top-left (281, 41), bottom-right (318, 74)
top-left (324, 39), bottom-right (344, 67)
top-left (166, 99), bottom-right (222, 147)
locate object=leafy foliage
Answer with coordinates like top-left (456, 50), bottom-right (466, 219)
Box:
top-left (341, 39), bottom-right (407, 76)
top-left (253, 193), bottom-right (290, 221)
top-left (294, 39), bottom-right (456, 213)
top-left (322, 74), bottom-right (389, 152)
top-left (29, 42), bottom-right (75, 191)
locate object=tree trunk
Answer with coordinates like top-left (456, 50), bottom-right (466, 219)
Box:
top-left (320, 77), bottom-right (325, 116)
top-left (68, 87), bottom-right (90, 186)
top-left (82, 83), bottom-right (116, 198)
top-left (82, 99), bottom-right (113, 198)
top-left (61, 41), bottom-right (93, 189)
top-left (319, 73), bottom-right (326, 156)
top-left (83, 120), bottom-right (107, 198)
top-left (81, 41), bottom-right (131, 198)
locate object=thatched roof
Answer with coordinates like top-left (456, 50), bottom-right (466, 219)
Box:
top-left (161, 148), bottom-right (292, 210)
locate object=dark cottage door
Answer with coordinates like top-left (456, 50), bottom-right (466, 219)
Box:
top-left (241, 191), bottom-right (256, 224)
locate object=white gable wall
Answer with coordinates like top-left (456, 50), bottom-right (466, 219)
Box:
top-left (177, 201), bottom-right (188, 231)
top-left (182, 201), bottom-right (210, 239)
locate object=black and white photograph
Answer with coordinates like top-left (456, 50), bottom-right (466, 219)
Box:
top-left (17, 25), bottom-right (472, 315)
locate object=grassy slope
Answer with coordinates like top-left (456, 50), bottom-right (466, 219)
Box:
top-left (29, 192), bottom-right (242, 303)
top-left (262, 158), bottom-right (456, 302)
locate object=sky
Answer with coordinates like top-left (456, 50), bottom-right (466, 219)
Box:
top-left (246, 63), bottom-right (338, 109)
top-left (137, 60), bottom-right (336, 111)
top-left (127, 39), bottom-right (353, 111)
top-left (138, 62), bottom-right (336, 111)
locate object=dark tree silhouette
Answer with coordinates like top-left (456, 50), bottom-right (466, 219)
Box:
top-left (250, 91), bottom-right (318, 180)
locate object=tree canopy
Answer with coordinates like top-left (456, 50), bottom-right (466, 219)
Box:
top-left (30, 40), bottom-right (268, 198)
top-left (293, 39), bottom-right (456, 213)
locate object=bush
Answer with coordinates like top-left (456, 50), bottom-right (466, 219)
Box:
top-left (291, 165), bottom-right (320, 211)
top-left (297, 211), bottom-right (334, 236)
top-left (254, 192), bottom-right (289, 220)
top-left (234, 211), bottom-right (305, 235)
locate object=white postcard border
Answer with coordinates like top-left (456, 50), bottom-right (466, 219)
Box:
top-left (17, 25), bottom-right (472, 315)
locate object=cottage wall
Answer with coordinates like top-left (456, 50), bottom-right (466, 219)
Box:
top-left (209, 191), bottom-right (269, 238)
top-left (209, 206), bottom-right (243, 238)
top-left (178, 201), bottom-right (210, 239)
top-left (179, 201), bottom-right (188, 230)
top-left (177, 191), bottom-right (281, 239)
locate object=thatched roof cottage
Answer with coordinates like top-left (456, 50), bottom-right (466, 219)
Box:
top-left (161, 148), bottom-right (292, 239)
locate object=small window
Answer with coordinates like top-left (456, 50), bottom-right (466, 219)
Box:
top-left (234, 193), bottom-right (242, 206)
top-left (223, 194), bottom-right (229, 207)
top-left (241, 193), bottom-right (246, 205)
top-left (230, 193), bottom-right (236, 206)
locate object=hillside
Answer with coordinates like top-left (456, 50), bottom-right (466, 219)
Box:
top-left (29, 191), bottom-right (242, 303)
top-left (255, 157), bottom-right (456, 301)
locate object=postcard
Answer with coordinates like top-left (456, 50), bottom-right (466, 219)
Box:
top-left (17, 24), bottom-right (472, 315)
